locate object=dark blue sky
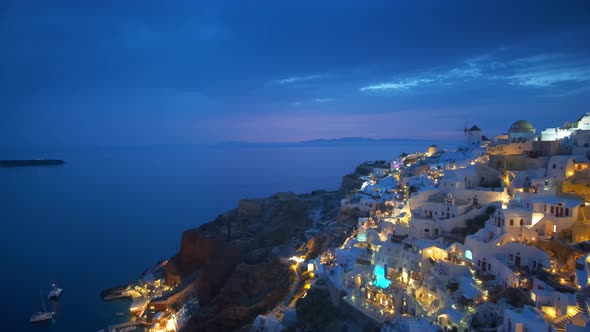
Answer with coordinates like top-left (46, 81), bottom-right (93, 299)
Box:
top-left (1, 0), bottom-right (589, 147)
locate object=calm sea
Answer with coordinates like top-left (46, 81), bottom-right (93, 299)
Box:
top-left (0, 140), bottom-right (456, 331)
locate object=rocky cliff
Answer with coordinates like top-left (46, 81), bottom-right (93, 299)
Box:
top-left (166, 171), bottom-right (365, 331)
top-left (339, 173), bottom-right (365, 196)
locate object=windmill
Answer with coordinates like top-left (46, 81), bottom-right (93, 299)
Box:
top-left (456, 120), bottom-right (470, 144)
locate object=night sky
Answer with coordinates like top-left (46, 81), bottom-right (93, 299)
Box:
top-left (1, 0), bottom-right (590, 148)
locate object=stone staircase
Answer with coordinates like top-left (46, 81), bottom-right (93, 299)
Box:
top-left (576, 292), bottom-right (590, 316)
top-left (553, 293), bottom-right (589, 331)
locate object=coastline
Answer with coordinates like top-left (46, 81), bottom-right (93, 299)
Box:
top-left (99, 117), bottom-right (590, 332)
top-left (101, 165), bottom-right (369, 331)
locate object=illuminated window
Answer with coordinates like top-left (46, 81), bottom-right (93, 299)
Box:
top-left (465, 250), bottom-right (473, 260)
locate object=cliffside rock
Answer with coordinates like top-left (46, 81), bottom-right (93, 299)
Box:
top-left (167, 229), bottom-right (242, 304)
top-left (339, 173), bottom-right (364, 196)
top-left (244, 248), bottom-right (269, 264)
top-left (177, 230), bottom-right (225, 273)
top-left (354, 164), bottom-right (373, 176)
top-left (193, 247), bottom-right (241, 305)
top-left (218, 261), bottom-right (293, 308)
top-left (336, 206), bottom-right (364, 227)
top-left (272, 192), bottom-right (298, 200)
top-left (297, 233), bottom-right (332, 260)
top-left (192, 261), bottom-right (294, 332)
top-left (167, 184), bottom-right (355, 331)
top-left (238, 199), bottom-right (264, 218)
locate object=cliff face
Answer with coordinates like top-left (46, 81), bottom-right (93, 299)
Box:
top-left (177, 229), bottom-right (241, 304)
top-left (165, 193), bottom-right (313, 330)
top-left (177, 230), bottom-right (231, 273)
top-left (339, 173), bottom-right (365, 196)
top-left (166, 171), bottom-right (364, 331)
top-left (196, 261), bottom-right (294, 331)
top-left (237, 199), bottom-right (264, 218)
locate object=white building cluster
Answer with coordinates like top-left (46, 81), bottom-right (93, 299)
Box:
top-left (317, 114), bottom-right (590, 332)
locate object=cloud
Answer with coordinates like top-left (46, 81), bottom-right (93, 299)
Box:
top-left (314, 98), bottom-right (334, 103)
top-left (290, 98), bottom-right (334, 107)
top-left (275, 74), bottom-right (328, 85)
top-left (359, 79), bottom-right (434, 91)
top-left (503, 55), bottom-right (590, 87)
top-left (509, 70), bottom-right (590, 87)
top-left (359, 61), bottom-right (483, 92)
top-left (359, 52), bottom-right (590, 93)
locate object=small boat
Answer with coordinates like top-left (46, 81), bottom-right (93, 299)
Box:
top-left (48, 283), bottom-right (63, 300)
top-left (30, 290), bottom-right (55, 323)
top-left (30, 311), bottom-right (54, 323)
top-left (115, 312), bottom-right (125, 316)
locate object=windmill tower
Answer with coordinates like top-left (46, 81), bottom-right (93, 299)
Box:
top-left (466, 125), bottom-right (482, 146)
top-left (456, 121), bottom-right (469, 145)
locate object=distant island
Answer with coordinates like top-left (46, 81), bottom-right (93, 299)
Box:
top-left (218, 137), bottom-right (441, 147)
top-left (0, 159), bottom-right (64, 167)
top-left (301, 137), bottom-right (430, 144)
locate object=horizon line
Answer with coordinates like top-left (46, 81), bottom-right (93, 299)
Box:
top-left (0, 136), bottom-right (467, 151)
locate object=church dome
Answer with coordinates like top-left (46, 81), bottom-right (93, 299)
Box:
top-left (509, 120), bottom-right (535, 133)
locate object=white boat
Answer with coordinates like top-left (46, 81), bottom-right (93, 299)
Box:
top-left (30, 311), bottom-right (54, 323)
top-left (30, 290), bottom-right (55, 323)
top-left (48, 283), bottom-right (63, 299)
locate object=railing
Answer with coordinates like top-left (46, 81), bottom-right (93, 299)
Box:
top-left (553, 313), bottom-right (569, 325)
top-left (553, 311), bottom-right (575, 332)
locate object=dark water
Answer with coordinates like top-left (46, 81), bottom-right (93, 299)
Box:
top-left (0, 141), bottom-right (454, 331)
